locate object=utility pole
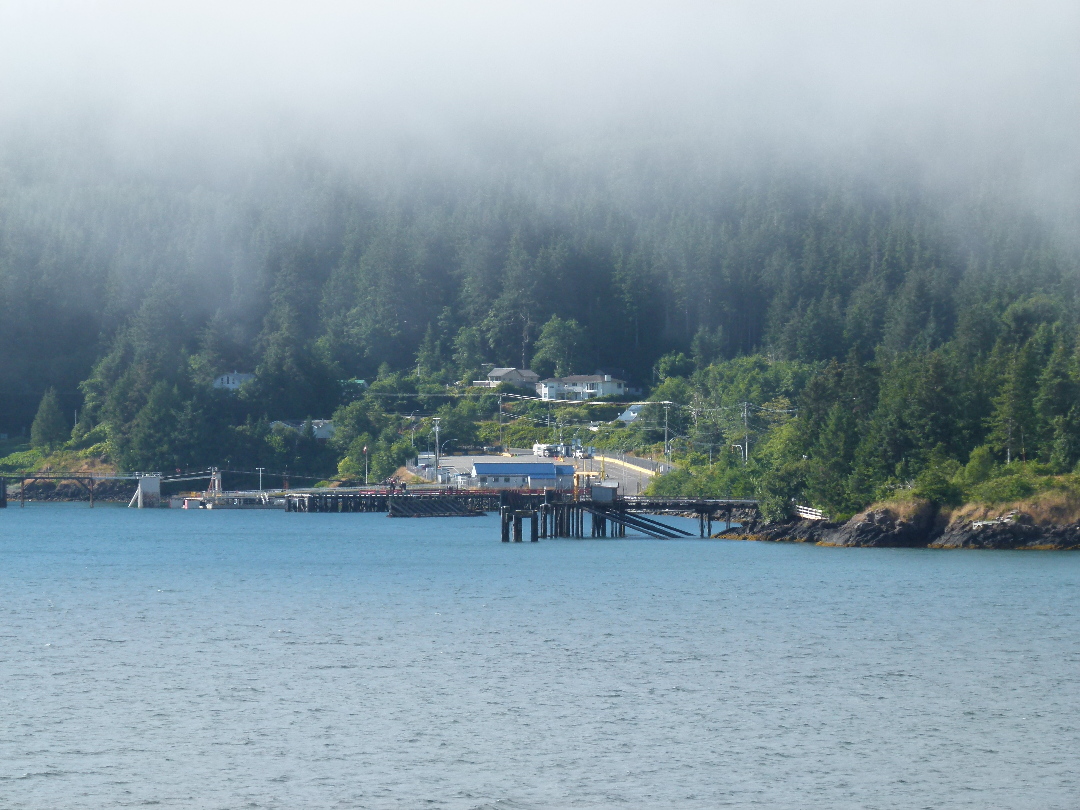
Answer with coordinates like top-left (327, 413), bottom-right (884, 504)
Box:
top-left (363, 446), bottom-right (369, 485)
top-left (664, 404), bottom-right (670, 463)
top-left (742, 401), bottom-right (749, 465)
top-left (433, 417), bottom-right (441, 485)
top-left (256, 467), bottom-right (264, 492)
top-left (499, 393), bottom-right (504, 451)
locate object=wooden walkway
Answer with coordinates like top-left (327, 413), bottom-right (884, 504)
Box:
top-left (0, 476), bottom-right (759, 540)
top-left (284, 490), bottom-right (500, 515)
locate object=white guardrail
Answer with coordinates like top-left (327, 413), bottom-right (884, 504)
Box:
top-left (794, 505), bottom-right (827, 521)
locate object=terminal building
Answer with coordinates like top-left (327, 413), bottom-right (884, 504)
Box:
top-left (471, 461), bottom-right (575, 490)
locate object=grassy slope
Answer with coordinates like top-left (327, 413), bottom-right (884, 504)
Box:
top-left (0, 427), bottom-right (115, 476)
top-left (863, 470), bottom-right (1080, 527)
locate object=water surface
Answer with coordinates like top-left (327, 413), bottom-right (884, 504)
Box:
top-left (1, 504), bottom-right (1077, 808)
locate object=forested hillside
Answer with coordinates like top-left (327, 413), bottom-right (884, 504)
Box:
top-left (2, 133), bottom-right (1079, 516)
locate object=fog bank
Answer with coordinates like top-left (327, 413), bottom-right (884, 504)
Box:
top-left (1, 2), bottom-right (1077, 191)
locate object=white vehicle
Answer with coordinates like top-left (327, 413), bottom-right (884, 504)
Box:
top-left (573, 447), bottom-right (593, 459)
top-left (533, 443), bottom-right (555, 457)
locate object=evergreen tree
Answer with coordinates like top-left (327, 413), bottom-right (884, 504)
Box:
top-left (415, 324), bottom-right (443, 378)
top-left (690, 326), bottom-right (724, 369)
top-left (119, 382), bottom-right (180, 471)
top-left (531, 316), bottom-right (586, 378)
top-left (1033, 340), bottom-right (1077, 459)
top-left (452, 327), bottom-right (485, 383)
top-left (986, 342), bottom-right (1040, 464)
top-left (30, 388), bottom-right (68, 451)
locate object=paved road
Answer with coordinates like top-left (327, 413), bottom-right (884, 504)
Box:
top-left (571, 454), bottom-right (655, 496)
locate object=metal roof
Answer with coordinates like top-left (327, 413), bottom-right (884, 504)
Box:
top-left (473, 462), bottom-right (574, 476)
top-left (488, 367), bottom-right (538, 378)
top-left (539, 375), bottom-right (624, 384)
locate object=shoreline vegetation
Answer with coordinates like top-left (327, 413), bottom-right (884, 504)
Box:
top-left (7, 442), bottom-right (1080, 550)
top-left (5, 163), bottom-right (1080, 532)
top-left (724, 488), bottom-right (1080, 550)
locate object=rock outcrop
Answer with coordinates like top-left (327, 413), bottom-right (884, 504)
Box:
top-left (931, 516), bottom-right (1080, 550)
top-left (12, 478), bottom-right (134, 502)
top-left (716, 518), bottom-right (840, 544)
top-left (820, 502), bottom-right (941, 547)
top-left (725, 502), bottom-right (1080, 550)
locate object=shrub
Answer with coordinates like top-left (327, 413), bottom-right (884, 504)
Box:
top-left (969, 473), bottom-right (1036, 503)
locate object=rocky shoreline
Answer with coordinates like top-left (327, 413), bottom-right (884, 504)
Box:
top-left (726, 502), bottom-right (1080, 550)
top-left (5, 478), bottom-right (135, 503)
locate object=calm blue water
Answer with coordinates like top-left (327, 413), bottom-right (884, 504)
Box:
top-left (1, 504), bottom-right (1078, 809)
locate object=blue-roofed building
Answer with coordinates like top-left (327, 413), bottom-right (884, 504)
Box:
top-left (471, 462), bottom-right (576, 490)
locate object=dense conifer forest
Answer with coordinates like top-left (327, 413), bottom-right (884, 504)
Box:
top-left (2, 134), bottom-right (1079, 517)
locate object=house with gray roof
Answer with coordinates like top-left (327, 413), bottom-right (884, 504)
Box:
top-left (471, 368), bottom-right (540, 390)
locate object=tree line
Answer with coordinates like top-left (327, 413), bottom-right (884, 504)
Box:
top-left (3, 140), bottom-right (1079, 512)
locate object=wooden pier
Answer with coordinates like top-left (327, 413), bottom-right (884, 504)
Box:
top-left (283, 490), bottom-right (500, 515)
top-left (498, 492), bottom-right (759, 541)
top-left (0, 473), bottom-right (759, 541)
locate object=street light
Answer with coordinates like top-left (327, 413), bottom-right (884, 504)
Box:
top-left (363, 446), bottom-right (369, 486)
top-left (256, 467), bottom-right (265, 492)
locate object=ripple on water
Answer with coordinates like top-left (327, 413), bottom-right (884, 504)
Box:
top-left (0, 506), bottom-right (1077, 809)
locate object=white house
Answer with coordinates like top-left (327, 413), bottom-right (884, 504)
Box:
top-left (616, 404), bottom-right (645, 423)
top-left (269, 420), bottom-right (337, 442)
top-left (472, 368), bottom-right (540, 390)
top-left (537, 374), bottom-right (626, 401)
top-left (213, 372), bottom-right (255, 391)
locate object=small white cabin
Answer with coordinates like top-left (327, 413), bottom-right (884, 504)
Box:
top-left (213, 372), bottom-right (255, 391)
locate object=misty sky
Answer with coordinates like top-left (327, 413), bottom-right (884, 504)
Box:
top-left (1, 1), bottom-right (1078, 208)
